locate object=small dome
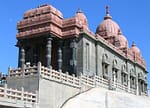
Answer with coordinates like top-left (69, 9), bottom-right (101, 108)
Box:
top-left (118, 31), bottom-right (128, 48)
top-left (75, 9), bottom-right (88, 30)
top-left (130, 42), bottom-right (141, 55)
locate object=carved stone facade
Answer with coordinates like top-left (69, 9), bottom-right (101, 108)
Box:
top-left (16, 4), bottom-right (148, 95)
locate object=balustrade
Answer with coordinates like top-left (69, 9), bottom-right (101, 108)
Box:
top-left (8, 64), bottom-right (145, 96)
top-left (0, 84), bottom-right (37, 103)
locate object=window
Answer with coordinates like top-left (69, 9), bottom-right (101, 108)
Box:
top-left (85, 43), bottom-right (90, 71)
top-left (112, 68), bottom-right (118, 81)
top-left (121, 73), bottom-right (128, 85)
top-left (130, 76), bottom-right (135, 88)
top-left (102, 63), bottom-right (108, 79)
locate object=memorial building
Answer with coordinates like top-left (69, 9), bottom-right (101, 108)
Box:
top-left (0, 3), bottom-right (148, 108)
top-left (16, 4), bottom-right (148, 94)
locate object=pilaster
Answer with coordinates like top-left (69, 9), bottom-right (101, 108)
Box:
top-left (70, 38), bottom-right (77, 76)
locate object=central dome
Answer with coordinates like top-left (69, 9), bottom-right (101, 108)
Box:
top-left (96, 6), bottom-right (121, 37)
top-left (96, 18), bottom-right (121, 36)
top-left (95, 5), bottom-right (129, 51)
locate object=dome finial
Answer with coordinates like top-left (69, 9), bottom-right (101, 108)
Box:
top-left (132, 41), bottom-right (136, 47)
top-left (104, 0), bottom-right (112, 20)
top-left (106, 5), bottom-right (109, 15)
top-left (76, 8), bottom-right (82, 13)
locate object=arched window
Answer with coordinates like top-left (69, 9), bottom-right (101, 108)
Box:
top-left (130, 68), bottom-right (136, 89)
top-left (121, 64), bottom-right (128, 85)
top-left (102, 53), bottom-right (109, 64)
top-left (102, 53), bottom-right (109, 79)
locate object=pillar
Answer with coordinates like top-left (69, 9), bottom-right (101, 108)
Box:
top-left (70, 39), bottom-right (77, 76)
top-left (142, 81), bottom-right (145, 93)
top-left (18, 46), bottom-right (25, 68)
top-left (113, 71), bottom-right (116, 88)
top-left (57, 40), bottom-right (62, 71)
top-left (95, 43), bottom-right (100, 76)
top-left (128, 74), bottom-right (130, 92)
top-left (136, 77), bottom-right (139, 95)
top-left (46, 37), bottom-right (52, 68)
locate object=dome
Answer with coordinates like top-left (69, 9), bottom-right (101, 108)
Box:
top-left (96, 18), bottom-right (121, 37)
top-left (130, 42), bottom-right (141, 55)
top-left (118, 31), bottom-right (128, 48)
top-left (75, 9), bottom-right (89, 30)
top-left (96, 6), bottom-right (121, 37)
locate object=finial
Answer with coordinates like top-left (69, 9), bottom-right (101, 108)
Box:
top-left (104, 1), bottom-right (112, 20)
top-left (76, 8), bottom-right (82, 13)
top-left (106, 5), bottom-right (110, 15)
top-left (132, 41), bottom-right (136, 47)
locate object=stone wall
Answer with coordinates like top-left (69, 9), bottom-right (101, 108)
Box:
top-left (7, 74), bottom-right (39, 92)
top-left (39, 78), bottom-right (80, 108)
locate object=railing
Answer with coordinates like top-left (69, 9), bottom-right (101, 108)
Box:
top-left (81, 75), bottom-right (95, 87)
top-left (95, 76), bottom-right (109, 88)
top-left (41, 66), bottom-right (80, 88)
top-left (130, 88), bottom-right (136, 95)
top-left (141, 92), bottom-right (148, 96)
top-left (9, 65), bottom-right (38, 77)
top-left (0, 84), bottom-right (37, 103)
top-left (112, 82), bottom-right (128, 92)
top-left (9, 63), bottom-right (141, 96)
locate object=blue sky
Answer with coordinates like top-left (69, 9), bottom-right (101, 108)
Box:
top-left (0, 0), bottom-right (150, 88)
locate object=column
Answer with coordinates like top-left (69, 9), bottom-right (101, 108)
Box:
top-left (33, 46), bottom-right (37, 66)
top-left (142, 81), bottom-right (145, 93)
top-left (46, 37), bottom-right (52, 68)
top-left (139, 80), bottom-right (142, 94)
top-left (128, 74), bottom-right (130, 92)
top-left (113, 70), bottom-right (116, 88)
top-left (95, 42), bottom-right (98, 76)
top-left (117, 69), bottom-right (121, 84)
top-left (70, 39), bottom-right (77, 76)
top-left (121, 73), bottom-right (124, 84)
top-left (136, 77), bottom-right (139, 95)
top-left (19, 46), bottom-right (25, 68)
top-left (57, 40), bottom-right (62, 71)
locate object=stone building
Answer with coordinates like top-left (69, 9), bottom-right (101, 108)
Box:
top-left (1, 3), bottom-right (148, 108)
top-left (16, 4), bottom-right (148, 95)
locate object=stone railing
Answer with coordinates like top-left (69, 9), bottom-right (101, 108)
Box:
top-left (141, 92), bottom-right (148, 96)
top-left (8, 65), bottom-right (38, 77)
top-left (9, 63), bottom-right (142, 96)
top-left (0, 84), bottom-right (37, 103)
top-left (112, 82), bottom-right (128, 92)
top-left (40, 66), bottom-right (80, 88)
top-left (130, 88), bottom-right (136, 95)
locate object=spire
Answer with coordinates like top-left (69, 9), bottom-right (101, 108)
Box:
top-left (106, 5), bottom-right (110, 15)
top-left (76, 8), bottom-right (82, 13)
top-left (104, 1), bottom-right (112, 20)
top-left (132, 41), bottom-right (136, 47)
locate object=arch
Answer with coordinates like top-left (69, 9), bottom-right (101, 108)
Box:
top-left (121, 64), bottom-right (126, 72)
top-left (113, 59), bottom-right (118, 66)
top-left (102, 53), bottom-right (110, 64)
top-left (130, 68), bottom-right (136, 77)
top-left (102, 53), bottom-right (108, 60)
